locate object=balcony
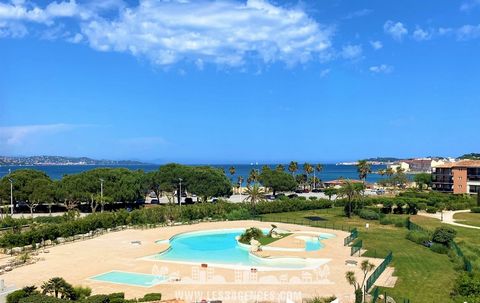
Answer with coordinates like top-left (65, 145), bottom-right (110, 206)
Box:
top-left (467, 175), bottom-right (480, 181)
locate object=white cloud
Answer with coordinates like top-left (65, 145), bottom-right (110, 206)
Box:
top-left (341, 44), bottom-right (362, 60)
top-left (369, 40), bottom-right (383, 50)
top-left (0, 0), bottom-right (334, 67)
top-left (319, 68), bottom-right (330, 77)
top-left (457, 24), bottom-right (480, 40)
top-left (80, 0), bottom-right (334, 67)
top-left (369, 64), bottom-right (393, 74)
top-left (344, 9), bottom-right (372, 20)
top-left (460, 0), bottom-right (480, 12)
top-left (384, 20), bottom-right (408, 41)
top-left (0, 124), bottom-right (77, 146)
top-left (412, 27), bottom-right (432, 41)
top-left (67, 32), bottom-right (82, 43)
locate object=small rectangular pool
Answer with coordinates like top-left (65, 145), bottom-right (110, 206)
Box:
top-left (90, 271), bottom-right (167, 287)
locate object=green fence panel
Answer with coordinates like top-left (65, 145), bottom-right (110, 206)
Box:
top-left (351, 240), bottom-right (362, 256)
top-left (366, 251), bottom-right (393, 291)
top-left (370, 287), bottom-right (380, 303)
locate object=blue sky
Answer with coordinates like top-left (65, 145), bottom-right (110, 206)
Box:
top-left (0, 0), bottom-right (479, 164)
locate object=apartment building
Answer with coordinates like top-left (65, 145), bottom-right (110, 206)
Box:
top-left (432, 160), bottom-right (480, 194)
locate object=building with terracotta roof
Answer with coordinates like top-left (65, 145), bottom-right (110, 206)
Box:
top-left (432, 160), bottom-right (480, 194)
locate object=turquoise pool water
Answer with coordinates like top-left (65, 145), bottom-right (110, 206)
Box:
top-left (151, 229), bottom-right (334, 269)
top-left (90, 271), bottom-right (166, 287)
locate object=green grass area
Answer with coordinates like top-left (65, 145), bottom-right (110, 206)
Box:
top-left (257, 233), bottom-right (292, 245)
top-left (453, 212), bottom-right (480, 227)
top-left (411, 215), bottom-right (480, 272)
top-left (261, 208), bottom-right (457, 303)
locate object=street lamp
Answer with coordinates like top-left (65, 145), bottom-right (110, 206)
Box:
top-left (178, 178), bottom-right (183, 206)
top-left (99, 178), bottom-right (104, 212)
top-left (8, 178), bottom-right (13, 216)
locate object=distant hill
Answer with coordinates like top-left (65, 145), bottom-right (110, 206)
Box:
top-left (364, 157), bottom-right (400, 163)
top-left (0, 156), bottom-right (149, 166)
top-left (458, 153), bottom-right (480, 160)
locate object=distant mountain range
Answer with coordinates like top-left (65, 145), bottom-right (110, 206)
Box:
top-left (0, 156), bottom-right (149, 166)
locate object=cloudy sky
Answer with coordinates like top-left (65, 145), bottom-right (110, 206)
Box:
top-left (0, 0), bottom-right (479, 163)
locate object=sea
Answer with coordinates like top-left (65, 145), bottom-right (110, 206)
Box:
top-left (0, 164), bottom-right (388, 184)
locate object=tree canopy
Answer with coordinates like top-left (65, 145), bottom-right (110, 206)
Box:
top-left (259, 167), bottom-right (297, 195)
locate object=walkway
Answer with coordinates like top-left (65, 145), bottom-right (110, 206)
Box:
top-left (418, 210), bottom-right (480, 230)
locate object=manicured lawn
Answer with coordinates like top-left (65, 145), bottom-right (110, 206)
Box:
top-left (261, 209), bottom-right (457, 303)
top-left (453, 212), bottom-right (480, 227)
top-left (411, 215), bottom-right (480, 272)
top-left (257, 233), bottom-right (291, 245)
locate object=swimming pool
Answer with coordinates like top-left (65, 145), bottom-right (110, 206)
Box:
top-left (90, 271), bottom-right (167, 287)
top-left (149, 228), bottom-right (335, 269)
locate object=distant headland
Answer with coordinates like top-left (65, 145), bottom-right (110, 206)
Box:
top-left (0, 156), bottom-right (149, 166)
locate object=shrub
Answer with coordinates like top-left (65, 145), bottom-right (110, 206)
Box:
top-left (406, 230), bottom-right (430, 245)
top-left (430, 243), bottom-right (449, 254)
top-left (239, 227), bottom-right (263, 244)
top-left (452, 272), bottom-right (480, 302)
top-left (225, 208), bottom-right (251, 220)
top-left (416, 203), bottom-right (427, 211)
top-left (358, 209), bottom-right (379, 220)
top-left (139, 293), bottom-right (162, 302)
top-left (303, 296), bottom-right (337, 303)
top-left (7, 290), bottom-right (28, 303)
top-left (471, 207), bottom-right (480, 213)
top-left (73, 286), bottom-right (91, 300)
top-left (107, 293), bottom-right (124, 300)
top-left (18, 295), bottom-right (68, 303)
top-left (426, 206), bottom-right (438, 214)
top-left (83, 295), bottom-right (110, 303)
top-left (432, 226), bottom-right (457, 245)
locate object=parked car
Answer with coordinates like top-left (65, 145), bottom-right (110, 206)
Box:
top-left (288, 194), bottom-right (298, 199)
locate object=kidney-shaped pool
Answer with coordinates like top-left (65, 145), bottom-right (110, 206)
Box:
top-left (146, 228), bottom-right (335, 270)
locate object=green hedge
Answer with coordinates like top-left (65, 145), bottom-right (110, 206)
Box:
top-left (0, 198), bottom-right (334, 248)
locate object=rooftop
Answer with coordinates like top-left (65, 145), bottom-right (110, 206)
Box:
top-left (434, 160), bottom-right (480, 169)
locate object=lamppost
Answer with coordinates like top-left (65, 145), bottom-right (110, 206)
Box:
top-left (99, 178), bottom-right (104, 212)
top-left (178, 178), bottom-right (183, 206)
top-left (8, 178), bottom-right (13, 216)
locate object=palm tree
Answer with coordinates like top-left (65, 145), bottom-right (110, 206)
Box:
top-left (378, 169), bottom-right (386, 176)
top-left (288, 161), bottom-right (298, 176)
top-left (345, 271), bottom-right (358, 290)
top-left (337, 180), bottom-right (365, 218)
top-left (42, 277), bottom-right (75, 299)
top-left (248, 169), bottom-right (259, 184)
top-left (356, 160), bottom-right (372, 181)
top-left (243, 184), bottom-right (265, 204)
top-left (314, 163), bottom-right (323, 189)
top-left (360, 260), bottom-right (376, 289)
top-left (303, 163), bottom-right (314, 189)
top-left (345, 271), bottom-right (362, 303)
top-left (385, 167), bottom-right (394, 177)
top-left (229, 166), bottom-right (235, 179)
top-left (237, 176), bottom-right (244, 195)
top-left (276, 164), bottom-right (285, 172)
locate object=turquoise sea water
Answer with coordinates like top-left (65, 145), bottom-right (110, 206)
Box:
top-left (0, 164), bottom-right (388, 184)
top-left (152, 229), bottom-right (333, 268)
top-left (90, 271), bottom-right (166, 287)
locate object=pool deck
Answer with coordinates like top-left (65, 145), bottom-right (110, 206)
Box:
top-left (2, 220), bottom-right (386, 302)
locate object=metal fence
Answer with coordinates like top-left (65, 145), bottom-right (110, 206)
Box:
top-left (350, 239), bottom-right (362, 256)
top-left (451, 241), bottom-right (473, 272)
top-left (344, 228), bottom-right (358, 246)
top-left (365, 251), bottom-right (393, 291)
top-left (406, 218), bottom-right (430, 234)
top-left (406, 218), bottom-right (473, 273)
top-left (255, 216), bottom-right (355, 233)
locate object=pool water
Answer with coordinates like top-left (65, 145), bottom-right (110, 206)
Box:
top-left (90, 271), bottom-right (167, 287)
top-left (151, 229), bottom-right (334, 269)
